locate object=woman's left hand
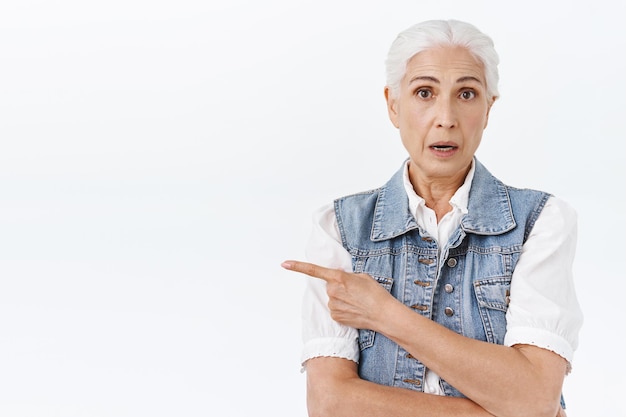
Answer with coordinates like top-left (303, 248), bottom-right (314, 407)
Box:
top-left (282, 260), bottom-right (397, 330)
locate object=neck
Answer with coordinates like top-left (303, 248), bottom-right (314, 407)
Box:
top-left (408, 164), bottom-right (470, 221)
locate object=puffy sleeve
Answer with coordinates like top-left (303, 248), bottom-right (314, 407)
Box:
top-left (300, 203), bottom-right (359, 368)
top-left (504, 196), bottom-right (584, 371)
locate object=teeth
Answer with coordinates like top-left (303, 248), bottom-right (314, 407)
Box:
top-left (433, 146), bottom-right (454, 150)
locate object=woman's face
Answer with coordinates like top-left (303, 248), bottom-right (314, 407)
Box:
top-left (385, 45), bottom-right (494, 186)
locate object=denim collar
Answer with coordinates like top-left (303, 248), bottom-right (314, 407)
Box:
top-left (370, 158), bottom-right (515, 242)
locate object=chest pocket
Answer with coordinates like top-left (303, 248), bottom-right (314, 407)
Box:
top-left (358, 274), bottom-right (393, 351)
top-left (473, 276), bottom-right (511, 345)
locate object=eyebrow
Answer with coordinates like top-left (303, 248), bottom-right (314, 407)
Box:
top-left (409, 75), bottom-right (483, 85)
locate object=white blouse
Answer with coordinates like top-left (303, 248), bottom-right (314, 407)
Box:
top-left (300, 161), bottom-right (584, 395)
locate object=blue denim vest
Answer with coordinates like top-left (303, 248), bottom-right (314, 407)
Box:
top-left (334, 158), bottom-right (551, 398)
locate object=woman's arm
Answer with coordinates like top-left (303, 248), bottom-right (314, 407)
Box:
top-left (283, 261), bottom-right (567, 417)
top-left (378, 295), bottom-right (568, 417)
top-left (305, 356), bottom-right (495, 417)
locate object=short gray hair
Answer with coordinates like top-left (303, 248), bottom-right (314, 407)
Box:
top-left (385, 20), bottom-right (500, 101)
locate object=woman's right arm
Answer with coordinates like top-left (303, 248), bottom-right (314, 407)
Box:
top-left (305, 357), bottom-right (495, 417)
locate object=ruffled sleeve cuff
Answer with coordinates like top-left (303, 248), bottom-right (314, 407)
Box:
top-left (504, 326), bottom-right (576, 373)
top-left (300, 336), bottom-right (359, 372)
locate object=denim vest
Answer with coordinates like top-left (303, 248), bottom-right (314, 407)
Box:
top-left (334, 159), bottom-right (551, 398)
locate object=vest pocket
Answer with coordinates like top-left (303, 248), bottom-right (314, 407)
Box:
top-left (357, 274), bottom-right (393, 351)
top-left (473, 276), bottom-right (511, 344)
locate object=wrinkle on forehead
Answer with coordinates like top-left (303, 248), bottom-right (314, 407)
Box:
top-left (404, 46), bottom-right (486, 86)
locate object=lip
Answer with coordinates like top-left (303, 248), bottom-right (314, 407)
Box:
top-left (429, 141), bottom-right (459, 157)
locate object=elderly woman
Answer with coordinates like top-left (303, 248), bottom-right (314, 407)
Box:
top-left (282, 19), bottom-right (583, 417)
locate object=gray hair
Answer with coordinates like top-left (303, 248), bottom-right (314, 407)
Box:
top-left (385, 20), bottom-right (500, 101)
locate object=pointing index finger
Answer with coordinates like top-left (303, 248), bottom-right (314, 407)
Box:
top-left (281, 260), bottom-right (339, 282)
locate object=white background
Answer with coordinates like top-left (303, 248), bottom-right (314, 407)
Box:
top-left (0, 0), bottom-right (624, 416)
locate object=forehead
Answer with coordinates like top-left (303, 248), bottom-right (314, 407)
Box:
top-left (404, 46), bottom-right (486, 83)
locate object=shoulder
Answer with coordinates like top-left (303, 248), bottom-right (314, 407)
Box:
top-left (533, 195), bottom-right (578, 239)
top-left (543, 195), bottom-right (577, 220)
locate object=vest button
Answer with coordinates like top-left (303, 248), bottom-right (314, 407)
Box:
top-left (447, 258), bottom-right (457, 268)
top-left (444, 307), bottom-right (454, 317)
top-left (444, 283), bottom-right (454, 293)
top-left (403, 378), bottom-right (421, 386)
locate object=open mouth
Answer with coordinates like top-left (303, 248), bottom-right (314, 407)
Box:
top-left (431, 145), bottom-right (457, 151)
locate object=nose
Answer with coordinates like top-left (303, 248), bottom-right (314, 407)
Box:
top-left (436, 98), bottom-right (457, 128)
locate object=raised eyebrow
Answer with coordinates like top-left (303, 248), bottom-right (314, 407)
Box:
top-left (456, 76), bottom-right (483, 85)
top-left (409, 76), bottom-right (439, 84)
top-left (408, 75), bottom-right (483, 85)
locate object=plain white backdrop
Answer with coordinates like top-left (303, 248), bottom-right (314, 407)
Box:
top-left (0, 0), bottom-right (624, 416)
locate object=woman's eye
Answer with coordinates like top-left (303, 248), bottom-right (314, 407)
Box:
top-left (416, 89), bottom-right (432, 99)
top-left (460, 90), bottom-right (476, 100)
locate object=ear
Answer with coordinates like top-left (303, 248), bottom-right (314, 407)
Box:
top-left (384, 86), bottom-right (400, 129)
